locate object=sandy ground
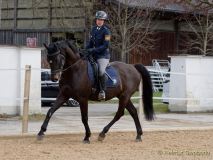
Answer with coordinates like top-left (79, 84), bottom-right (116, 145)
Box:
top-left (0, 130), bottom-right (212, 160)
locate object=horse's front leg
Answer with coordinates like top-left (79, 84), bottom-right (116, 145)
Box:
top-left (79, 99), bottom-right (91, 144)
top-left (37, 93), bottom-right (69, 140)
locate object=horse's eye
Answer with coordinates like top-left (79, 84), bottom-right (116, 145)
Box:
top-left (49, 60), bottom-right (53, 64)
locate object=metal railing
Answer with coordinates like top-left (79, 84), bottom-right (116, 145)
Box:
top-left (150, 59), bottom-right (170, 92)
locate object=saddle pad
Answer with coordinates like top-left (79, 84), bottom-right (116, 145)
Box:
top-left (87, 62), bottom-right (119, 88)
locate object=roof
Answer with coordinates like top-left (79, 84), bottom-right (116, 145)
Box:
top-left (111, 0), bottom-right (187, 12)
top-left (108, 0), bottom-right (213, 13)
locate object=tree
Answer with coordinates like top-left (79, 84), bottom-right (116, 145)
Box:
top-left (105, 0), bottom-right (156, 62)
top-left (180, 12), bottom-right (213, 55)
top-left (159, 0), bottom-right (213, 10)
top-left (185, 0), bottom-right (213, 8)
top-left (179, 1), bottom-right (213, 55)
top-left (159, 0), bottom-right (213, 55)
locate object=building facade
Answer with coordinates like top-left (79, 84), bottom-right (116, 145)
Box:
top-left (0, 0), bottom-right (95, 47)
top-left (1, 0), bottom-right (208, 65)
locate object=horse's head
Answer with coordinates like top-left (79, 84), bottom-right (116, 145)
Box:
top-left (44, 40), bottom-right (80, 82)
top-left (44, 42), bottom-right (65, 82)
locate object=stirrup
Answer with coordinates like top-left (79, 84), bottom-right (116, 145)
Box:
top-left (98, 90), bottom-right (105, 100)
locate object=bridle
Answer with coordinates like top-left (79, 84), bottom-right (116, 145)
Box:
top-left (47, 47), bottom-right (82, 74)
top-left (47, 50), bottom-right (66, 74)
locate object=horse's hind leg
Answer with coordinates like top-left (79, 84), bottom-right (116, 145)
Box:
top-left (98, 96), bottom-right (128, 141)
top-left (125, 100), bottom-right (143, 142)
top-left (37, 96), bottom-right (68, 140)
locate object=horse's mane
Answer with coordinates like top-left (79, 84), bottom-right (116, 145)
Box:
top-left (50, 40), bottom-right (86, 58)
top-left (65, 40), bottom-right (79, 54)
top-left (49, 40), bottom-right (78, 54)
top-left (64, 40), bottom-right (89, 58)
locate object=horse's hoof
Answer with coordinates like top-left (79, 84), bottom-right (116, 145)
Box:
top-left (135, 135), bottom-right (142, 142)
top-left (83, 140), bottom-right (90, 144)
top-left (135, 134), bottom-right (142, 142)
top-left (135, 138), bottom-right (142, 142)
top-left (98, 133), bottom-right (105, 141)
top-left (37, 134), bottom-right (44, 141)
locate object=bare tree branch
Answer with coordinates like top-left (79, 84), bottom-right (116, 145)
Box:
top-left (159, 0), bottom-right (213, 55)
top-left (183, 12), bottom-right (213, 55)
top-left (105, 0), bottom-right (156, 62)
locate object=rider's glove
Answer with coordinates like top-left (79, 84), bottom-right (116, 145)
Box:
top-left (87, 48), bottom-right (95, 54)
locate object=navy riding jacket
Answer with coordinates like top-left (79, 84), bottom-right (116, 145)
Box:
top-left (86, 25), bottom-right (111, 59)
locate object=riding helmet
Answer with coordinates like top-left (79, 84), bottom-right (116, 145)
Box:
top-left (95, 11), bottom-right (108, 20)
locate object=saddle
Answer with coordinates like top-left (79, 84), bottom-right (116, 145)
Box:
top-left (86, 55), bottom-right (119, 90)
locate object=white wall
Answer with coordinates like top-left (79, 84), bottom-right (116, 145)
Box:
top-left (169, 56), bottom-right (213, 112)
top-left (0, 46), bottom-right (19, 114)
top-left (0, 46), bottom-right (41, 115)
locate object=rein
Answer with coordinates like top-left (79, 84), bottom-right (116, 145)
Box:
top-left (61, 56), bottom-right (85, 72)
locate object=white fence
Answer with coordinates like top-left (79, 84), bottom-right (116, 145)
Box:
top-left (1, 66), bottom-right (213, 112)
top-left (1, 48), bottom-right (213, 115)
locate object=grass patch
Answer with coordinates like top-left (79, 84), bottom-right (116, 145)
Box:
top-left (153, 92), bottom-right (169, 113)
top-left (153, 103), bottom-right (169, 113)
top-left (0, 114), bottom-right (14, 119)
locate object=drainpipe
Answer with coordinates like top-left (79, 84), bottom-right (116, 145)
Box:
top-left (174, 19), bottom-right (179, 54)
top-left (0, 0), bottom-right (2, 28)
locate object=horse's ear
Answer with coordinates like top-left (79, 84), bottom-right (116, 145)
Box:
top-left (43, 43), bottom-right (48, 49)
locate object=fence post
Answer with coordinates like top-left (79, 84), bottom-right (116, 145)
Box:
top-left (22, 65), bottom-right (31, 134)
top-left (138, 81), bottom-right (143, 125)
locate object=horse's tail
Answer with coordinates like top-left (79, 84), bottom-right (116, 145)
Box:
top-left (134, 64), bottom-right (154, 121)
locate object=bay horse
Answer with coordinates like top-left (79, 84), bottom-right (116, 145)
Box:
top-left (37, 40), bottom-right (154, 143)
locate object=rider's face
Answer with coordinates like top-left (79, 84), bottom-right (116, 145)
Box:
top-left (96, 19), bottom-right (104, 27)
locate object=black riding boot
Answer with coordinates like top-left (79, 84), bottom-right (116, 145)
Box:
top-left (98, 75), bottom-right (106, 100)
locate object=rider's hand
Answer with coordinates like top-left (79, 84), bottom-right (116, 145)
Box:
top-left (87, 48), bottom-right (95, 54)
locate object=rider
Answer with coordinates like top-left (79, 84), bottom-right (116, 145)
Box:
top-left (86, 11), bottom-right (111, 100)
